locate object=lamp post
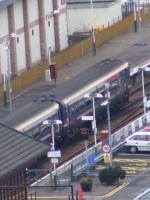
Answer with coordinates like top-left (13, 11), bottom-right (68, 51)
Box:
top-left (4, 33), bottom-right (17, 112)
top-left (84, 93), bottom-right (103, 146)
top-left (43, 119), bottom-right (62, 178)
top-left (48, 46), bottom-right (51, 65)
top-left (90, 0), bottom-right (96, 56)
top-left (138, 67), bottom-right (150, 114)
top-left (133, 0), bottom-right (137, 32)
top-left (137, 0), bottom-right (141, 31)
top-left (101, 83), bottom-right (112, 166)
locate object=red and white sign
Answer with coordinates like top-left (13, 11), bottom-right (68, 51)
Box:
top-left (102, 144), bottom-right (110, 153)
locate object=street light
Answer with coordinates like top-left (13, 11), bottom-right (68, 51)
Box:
top-left (133, 0), bottom-right (137, 32)
top-left (84, 92), bottom-right (103, 146)
top-left (48, 46), bottom-right (51, 65)
top-left (43, 119), bottom-right (62, 176)
top-left (90, 0), bottom-right (96, 56)
top-left (101, 83), bottom-right (112, 166)
top-left (138, 66), bottom-right (150, 114)
top-left (4, 33), bottom-right (17, 112)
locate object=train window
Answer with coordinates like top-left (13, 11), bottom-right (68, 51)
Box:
top-left (110, 80), bottom-right (118, 90)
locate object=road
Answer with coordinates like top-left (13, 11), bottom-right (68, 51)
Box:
top-left (100, 150), bottom-right (150, 200)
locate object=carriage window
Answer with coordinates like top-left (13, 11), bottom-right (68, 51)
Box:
top-left (136, 135), bottom-right (147, 141)
top-left (146, 135), bottom-right (150, 141)
top-left (129, 135), bottom-right (138, 140)
top-left (110, 80), bottom-right (118, 91)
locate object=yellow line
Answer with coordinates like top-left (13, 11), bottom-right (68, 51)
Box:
top-left (30, 197), bottom-right (68, 199)
top-left (113, 158), bottom-right (150, 163)
top-left (122, 167), bottom-right (148, 171)
top-left (101, 182), bottom-right (129, 197)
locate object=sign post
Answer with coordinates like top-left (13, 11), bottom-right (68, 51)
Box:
top-left (104, 153), bottom-right (111, 164)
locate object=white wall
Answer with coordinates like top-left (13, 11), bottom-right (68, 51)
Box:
top-left (59, 13), bottom-right (68, 50)
top-left (14, 0), bottom-right (26, 72)
top-left (0, 8), bottom-right (9, 76)
top-left (58, 1), bottom-right (68, 50)
top-left (28, 0), bottom-right (41, 64)
top-left (67, 1), bottom-right (122, 35)
top-left (44, 0), bottom-right (55, 53)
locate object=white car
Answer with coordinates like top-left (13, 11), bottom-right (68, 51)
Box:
top-left (124, 131), bottom-right (150, 153)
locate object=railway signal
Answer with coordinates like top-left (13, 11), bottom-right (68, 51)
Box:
top-left (80, 128), bottom-right (89, 140)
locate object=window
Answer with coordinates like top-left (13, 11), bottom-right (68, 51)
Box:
top-left (32, 29), bottom-right (34, 36)
top-left (129, 135), bottom-right (138, 140)
top-left (17, 37), bottom-right (19, 44)
top-left (48, 21), bottom-right (50, 27)
top-left (146, 135), bottom-right (150, 141)
top-left (136, 135), bottom-right (147, 141)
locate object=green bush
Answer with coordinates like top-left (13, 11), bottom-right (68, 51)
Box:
top-left (98, 165), bottom-right (126, 185)
top-left (80, 177), bottom-right (93, 192)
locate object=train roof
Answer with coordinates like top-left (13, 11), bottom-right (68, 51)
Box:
top-left (2, 59), bottom-right (128, 131)
top-left (0, 123), bottom-right (49, 179)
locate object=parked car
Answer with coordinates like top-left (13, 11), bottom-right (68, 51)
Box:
top-left (124, 131), bottom-right (150, 153)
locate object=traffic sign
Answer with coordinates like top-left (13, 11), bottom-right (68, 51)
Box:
top-left (104, 153), bottom-right (110, 164)
top-left (102, 144), bottom-right (110, 153)
top-left (87, 155), bottom-right (95, 165)
top-left (47, 150), bottom-right (61, 158)
top-left (51, 158), bottom-right (59, 164)
top-left (81, 116), bottom-right (93, 121)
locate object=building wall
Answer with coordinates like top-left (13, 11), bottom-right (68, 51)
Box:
top-left (44, 0), bottom-right (55, 53)
top-left (67, 1), bottom-right (122, 35)
top-left (0, 8), bottom-right (9, 77)
top-left (0, 0), bottom-right (68, 81)
top-left (14, 0), bottom-right (26, 72)
top-left (28, 0), bottom-right (41, 64)
top-left (58, 2), bottom-right (68, 50)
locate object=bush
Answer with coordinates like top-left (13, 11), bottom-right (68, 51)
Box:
top-left (80, 177), bottom-right (93, 192)
top-left (98, 165), bottom-right (126, 185)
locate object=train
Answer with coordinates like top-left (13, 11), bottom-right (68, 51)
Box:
top-left (14, 58), bottom-right (131, 145)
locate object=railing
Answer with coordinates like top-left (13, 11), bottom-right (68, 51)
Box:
top-left (55, 111), bottom-right (150, 177)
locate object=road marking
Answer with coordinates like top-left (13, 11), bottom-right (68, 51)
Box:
top-left (117, 153), bottom-right (150, 157)
top-left (102, 182), bottom-right (129, 197)
top-left (126, 170), bottom-right (137, 174)
top-left (122, 166), bottom-right (148, 171)
top-left (65, 76), bottom-right (71, 80)
top-left (31, 197), bottom-right (68, 199)
top-left (128, 163), bottom-right (148, 166)
top-left (113, 158), bottom-right (150, 163)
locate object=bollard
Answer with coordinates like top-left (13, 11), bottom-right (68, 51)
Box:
top-left (76, 190), bottom-right (79, 200)
top-left (79, 187), bottom-right (83, 200)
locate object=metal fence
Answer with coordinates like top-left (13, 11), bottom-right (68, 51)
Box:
top-left (52, 111), bottom-right (150, 182)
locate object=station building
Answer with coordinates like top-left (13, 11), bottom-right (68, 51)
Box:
top-left (67, 0), bottom-right (122, 35)
top-left (0, 0), bottom-right (68, 81)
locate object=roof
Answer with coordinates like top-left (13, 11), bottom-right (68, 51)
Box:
top-left (67, 0), bottom-right (115, 3)
top-left (0, 0), bottom-right (16, 10)
top-left (67, 0), bottom-right (118, 8)
top-left (0, 123), bottom-right (49, 178)
top-left (128, 131), bottom-right (150, 137)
